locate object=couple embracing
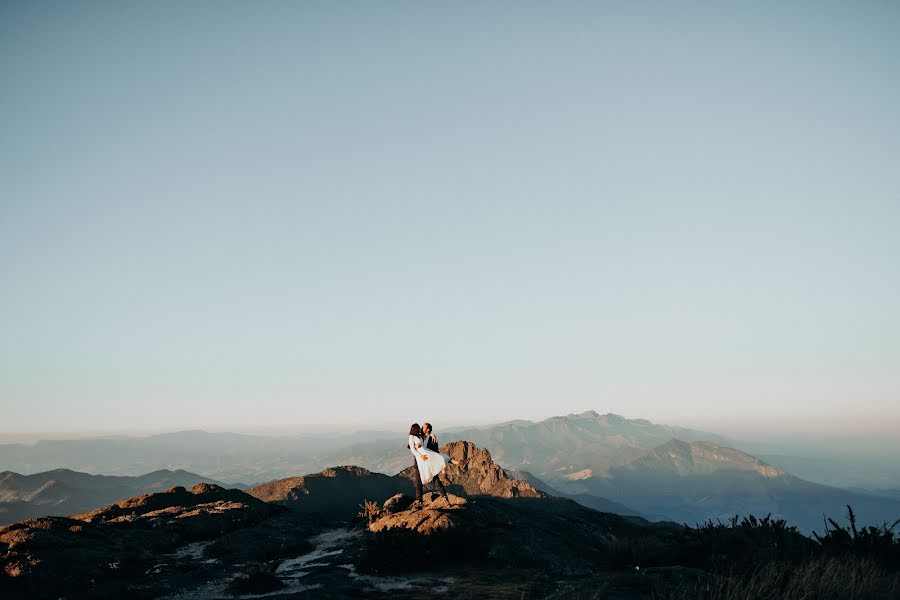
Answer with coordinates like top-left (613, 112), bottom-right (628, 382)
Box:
top-left (407, 422), bottom-right (451, 504)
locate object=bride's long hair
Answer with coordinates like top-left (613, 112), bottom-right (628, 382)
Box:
top-left (408, 423), bottom-right (422, 449)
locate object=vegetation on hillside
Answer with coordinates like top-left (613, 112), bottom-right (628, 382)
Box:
top-left (640, 506), bottom-right (900, 599)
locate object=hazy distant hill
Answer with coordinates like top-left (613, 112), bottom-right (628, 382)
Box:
top-left (503, 468), bottom-right (646, 517)
top-left (0, 468), bottom-right (236, 525)
top-left (426, 412), bottom-right (900, 533)
top-left (445, 410), bottom-right (733, 476)
top-left (0, 429), bottom-right (399, 484)
top-left (755, 452), bottom-right (900, 492)
top-left (499, 436), bottom-right (900, 533)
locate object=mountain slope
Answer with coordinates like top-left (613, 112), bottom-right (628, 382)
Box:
top-left (0, 468), bottom-right (235, 525)
top-left (246, 466), bottom-right (411, 520)
top-left (0, 429), bottom-right (399, 484)
top-left (550, 439), bottom-right (900, 532)
top-left (621, 439), bottom-right (786, 477)
top-left (443, 410), bottom-right (732, 480)
top-left (0, 483), bottom-right (296, 599)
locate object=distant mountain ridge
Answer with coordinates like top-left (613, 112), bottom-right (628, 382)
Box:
top-left (428, 412), bottom-right (900, 533)
top-left (0, 468), bottom-right (235, 525)
top-left (623, 439), bottom-right (786, 478)
top-left (3, 411), bottom-right (899, 532)
top-left (444, 410), bottom-right (733, 479)
top-left (0, 429), bottom-right (401, 484)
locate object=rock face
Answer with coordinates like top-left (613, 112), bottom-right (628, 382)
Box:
top-left (398, 441), bottom-right (546, 499)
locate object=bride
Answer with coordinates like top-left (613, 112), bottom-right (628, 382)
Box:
top-left (408, 423), bottom-right (449, 501)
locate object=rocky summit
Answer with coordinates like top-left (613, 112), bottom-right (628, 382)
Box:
top-left (398, 441), bottom-right (546, 499)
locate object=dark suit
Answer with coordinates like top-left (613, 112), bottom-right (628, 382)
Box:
top-left (422, 433), bottom-right (447, 497)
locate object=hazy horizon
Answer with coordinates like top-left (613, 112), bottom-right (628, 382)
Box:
top-left (2, 2), bottom-right (899, 436)
top-left (3, 409), bottom-right (899, 461)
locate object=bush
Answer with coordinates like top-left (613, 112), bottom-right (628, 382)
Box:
top-left (813, 505), bottom-right (900, 568)
top-left (646, 506), bottom-right (900, 599)
top-left (357, 500), bottom-right (380, 524)
top-left (656, 556), bottom-right (899, 600)
top-left (668, 514), bottom-right (816, 573)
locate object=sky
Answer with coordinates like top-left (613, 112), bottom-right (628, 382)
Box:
top-left (1, 1), bottom-right (899, 437)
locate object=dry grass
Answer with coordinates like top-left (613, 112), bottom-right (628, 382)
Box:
top-left (656, 556), bottom-right (899, 600)
top-left (357, 499), bottom-right (380, 524)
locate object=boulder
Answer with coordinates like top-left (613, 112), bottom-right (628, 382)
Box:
top-left (368, 492), bottom-right (467, 535)
top-left (382, 493), bottom-right (414, 514)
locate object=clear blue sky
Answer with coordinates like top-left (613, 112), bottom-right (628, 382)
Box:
top-left (1, 1), bottom-right (898, 435)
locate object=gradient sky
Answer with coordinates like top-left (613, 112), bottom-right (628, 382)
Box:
top-left (1, 1), bottom-right (899, 435)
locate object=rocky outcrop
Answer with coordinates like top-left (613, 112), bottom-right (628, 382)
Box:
top-left (368, 492), bottom-right (467, 535)
top-left (358, 487), bottom-right (654, 576)
top-left (245, 443), bottom-right (543, 522)
top-left (75, 483), bottom-right (278, 522)
top-left (2, 516), bottom-right (144, 584)
top-left (398, 441), bottom-right (546, 499)
top-left (0, 484), bottom-right (287, 599)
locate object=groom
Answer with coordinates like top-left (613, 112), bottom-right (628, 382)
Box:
top-left (421, 422), bottom-right (448, 498)
top-left (422, 422), bottom-right (439, 452)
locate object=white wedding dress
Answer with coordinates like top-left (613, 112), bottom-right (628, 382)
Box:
top-left (408, 434), bottom-right (448, 484)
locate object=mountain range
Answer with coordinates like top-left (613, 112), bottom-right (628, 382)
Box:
top-left (2, 411), bottom-right (899, 533)
top-left (0, 469), bottom-right (235, 525)
top-left (443, 412), bottom-right (900, 532)
top-left (0, 429), bottom-right (398, 484)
